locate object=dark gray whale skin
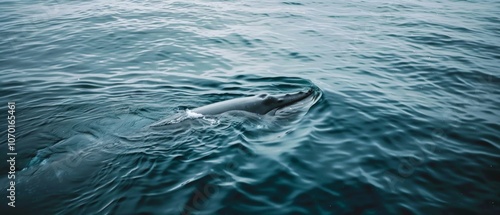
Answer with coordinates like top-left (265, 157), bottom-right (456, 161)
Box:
top-left (191, 88), bottom-right (314, 115)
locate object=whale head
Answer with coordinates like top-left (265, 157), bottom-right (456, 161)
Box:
top-left (254, 88), bottom-right (314, 115)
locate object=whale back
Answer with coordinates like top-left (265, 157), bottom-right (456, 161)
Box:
top-left (191, 95), bottom-right (272, 115)
top-left (191, 89), bottom-right (313, 116)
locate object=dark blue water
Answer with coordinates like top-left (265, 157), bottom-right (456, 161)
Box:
top-left (1, 0), bottom-right (499, 214)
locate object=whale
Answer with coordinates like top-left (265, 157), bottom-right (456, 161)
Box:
top-left (191, 88), bottom-right (314, 116)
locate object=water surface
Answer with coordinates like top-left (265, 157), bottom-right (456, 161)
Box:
top-left (0, 0), bottom-right (499, 214)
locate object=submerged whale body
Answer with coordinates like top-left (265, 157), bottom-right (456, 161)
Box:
top-left (191, 88), bottom-right (314, 116)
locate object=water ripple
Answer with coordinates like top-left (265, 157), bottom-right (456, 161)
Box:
top-left (1, 0), bottom-right (499, 214)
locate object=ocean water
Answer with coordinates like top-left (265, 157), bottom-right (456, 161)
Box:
top-left (0, 0), bottom-right (499, 214)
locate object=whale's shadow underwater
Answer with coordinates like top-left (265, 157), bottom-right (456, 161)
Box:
top-left (1, 87), bottom-right (321, 213)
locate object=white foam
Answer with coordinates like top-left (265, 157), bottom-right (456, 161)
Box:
top-left (186, 109), bottom-right (204, 118)
top-left (186, 109), bottom-right (221, 125)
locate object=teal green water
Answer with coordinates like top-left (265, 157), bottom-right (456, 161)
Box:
top-left (1, 0), bottom-right (499, 214)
